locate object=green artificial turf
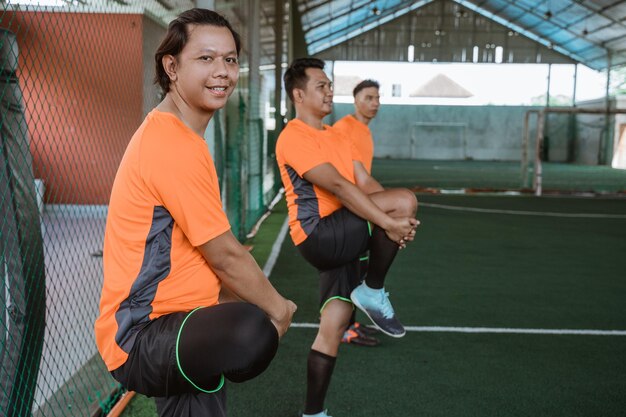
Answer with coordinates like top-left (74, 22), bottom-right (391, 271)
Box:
top-left (372, 159), bottom-right (626, 194)
top-left (121, 193), bottom-right (626, 417)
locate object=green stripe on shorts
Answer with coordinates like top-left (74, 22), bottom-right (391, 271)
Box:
top-left (320, 296), bottom-right (353, 314)
top-left (176, 306), bottom-right (225, 393)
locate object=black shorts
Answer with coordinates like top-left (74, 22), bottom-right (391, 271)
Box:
top-left (297, 208), bottom-right (370, 310)
top-left (111, 302), bottom-right (278, 417)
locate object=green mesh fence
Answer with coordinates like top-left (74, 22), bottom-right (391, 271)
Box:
top-left (0, 3), bottom-right (279, 416)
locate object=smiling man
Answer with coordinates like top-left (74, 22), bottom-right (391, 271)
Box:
top-left (276, 58), bottom-right (419, 417)
top-left (94, 9), bottom-right (296, 417)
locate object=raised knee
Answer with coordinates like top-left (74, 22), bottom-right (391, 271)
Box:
top-left (398, 189), bottom-right (417, 216)
top-left (225, 304), bottom-right (279, 383)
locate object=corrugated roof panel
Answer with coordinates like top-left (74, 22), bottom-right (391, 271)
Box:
top-left (511, 0), bottom-right (538, 9)
top-left (499, 7), bottom-right (525, 22)
top-left (301, 0), bottom-right (367, 29)
top-left (577, 47), bottom-right (607, 60)
top-left (604, 36), bottom-right (626, 50)
top-left (533, 21), bottom-right (559, 35)
top-left (586, 0), bottom-right (621, 10)
top-left (508, 12), bottom-right (543, 28)
top-left (566, 20), bottom-right (591, 33)
top-left (604, 2), bottom-right (626, 18)
top-left (551, 4), bottom-right (589, 24)
top-left (549, 32), bottom-right (578, 45)
top-left (584, 14), bottom-right (613, 31)
top-left (297, 0), bottom-right (626, 70)
top-left (565, 38), bottom-right (601, 54)
top-left (592, 24), bottom-right (626, 42)
top-left (307, 0), bottom-right (436, 54)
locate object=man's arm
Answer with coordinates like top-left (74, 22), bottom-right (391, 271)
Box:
top-left (303, 163), bottom-right (415, 244)
top-left (198, 230), bottom-right (296, 337)
top-left (353, 160), bottom-right (384, 195)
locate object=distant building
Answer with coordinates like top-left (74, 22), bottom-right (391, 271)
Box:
top-left (410, 73), bottom-right (473, 98)
top-left (333, 75), bottom-right (362, 96)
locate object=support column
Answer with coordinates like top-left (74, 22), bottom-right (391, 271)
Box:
top-left (600, 52), bottom-right (612, 165)
top-left (271, 0), bottom-right (285, 188)
top-left (568, 64), bottom-right (578, 162)
top-left (572, 64), bottom-right (578, 106)
top-left (248, 0), bottom-right (263, 219)
top-left (287, 0), bottom-right (307, 119)
top-left (274, 0), bottom-right (284, 133)
top-left (544, 63), bottom-right (552, 161)
top-left (546, 63), bottom-right (552, 107)
top-left (288, 0), bottom-right (308, 61)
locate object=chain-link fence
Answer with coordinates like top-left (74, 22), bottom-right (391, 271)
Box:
top-left (0, 3), bottom-right (280, 416)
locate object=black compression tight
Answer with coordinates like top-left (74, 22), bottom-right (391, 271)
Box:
top-left (177, 303), bottom-right (279, 389)
top-left (365, 225), bottom-right (399, 289)
top-left (304, 349), bottom-right (336, 415)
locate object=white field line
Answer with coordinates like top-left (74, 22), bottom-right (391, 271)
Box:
top-left (420, 202), bottom-right (626, 219)
top-left (262, 216), bottom-right (290, 277)
top-left (262, 213), bottom-right (625, 337)
top-left (289, 323), bottom-right (626, 336)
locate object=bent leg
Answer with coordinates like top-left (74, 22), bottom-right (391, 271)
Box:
top-left (346, 189), bottom-right (416, 337)
top-left (112, 303), bottom-right (277, 417)
top-left (365, 189), bottom-right (417, 289)
top-left (177, 303), bottom-right (279, 388)
top-left (159, 303), bottom-right (278, 417)
top-left (369, 188), bottom-right (418, 217)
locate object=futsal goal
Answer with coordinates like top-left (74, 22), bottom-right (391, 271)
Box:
top-left (521, 107), bottom-right (626, 195)
top-left (410, 122), bottom-right (468, 160)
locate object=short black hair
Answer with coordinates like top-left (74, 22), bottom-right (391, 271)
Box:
top-left (283, 57), bottom-right (325, 102)
top-left (154, 8), bottom-right (241, 93)
top-left (353, 79), bottom-right (380, 97)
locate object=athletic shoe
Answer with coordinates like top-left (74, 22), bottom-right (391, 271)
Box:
top-left (351, 321), bottom-right (379, 336)
top-left (341, 325), bottom-right (380, 347)
top-left (350, 283), bottom-right (406, 338)
top-left (302, 410), bottom-right (332, 417)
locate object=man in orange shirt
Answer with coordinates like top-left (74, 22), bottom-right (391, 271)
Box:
top-left (334, 79), bottom-right (380, 174)
top-left (94, 9), bottom-right (296, 417)
top-left (276, 58), bottom-right (418, 417)
top-left (334, 80), bottom-right (382, 347)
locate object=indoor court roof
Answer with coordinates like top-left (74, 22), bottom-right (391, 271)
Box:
top-left (297, 0), bottom-right (626, 69)
top-left (28, 0), bottom-right (625, 70)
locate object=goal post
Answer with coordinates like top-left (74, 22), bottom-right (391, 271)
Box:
top-left (522, 107), bottom-right (626, 195)
top-left (410, 122), bottom-right (468, 160)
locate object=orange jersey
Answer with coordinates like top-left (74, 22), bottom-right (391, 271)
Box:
top-left (276, 118), bottom-right (360, 245)
top-left (333, 114), bottom-right (374, 173)
top-left (95, 110), bottom-right (230, 371)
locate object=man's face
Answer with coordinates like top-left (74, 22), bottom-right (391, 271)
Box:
top-left (297, 67), bottom-right (334, 117)
top-left (171, 25), bottom-right (240, 113)
top-left (354, 86), bottom-right (380, 120)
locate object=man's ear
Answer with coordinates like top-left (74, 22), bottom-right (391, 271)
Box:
top-left (293, 88), bottom-right (304, 103)
top-left (162, 55), bottom-right (178, 83)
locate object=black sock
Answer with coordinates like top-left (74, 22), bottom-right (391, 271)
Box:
top-left (304, 349), bottom-right (336, 415)
top-left (358, 252), bottom-right (369, 281)
top-left (365, 226), bottom-right (399, 289)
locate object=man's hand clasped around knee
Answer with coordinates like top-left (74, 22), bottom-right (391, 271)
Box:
top-left (271, 299), bottom-right (298, 338)
top-left (384, 217), bottom-right (419, 249)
